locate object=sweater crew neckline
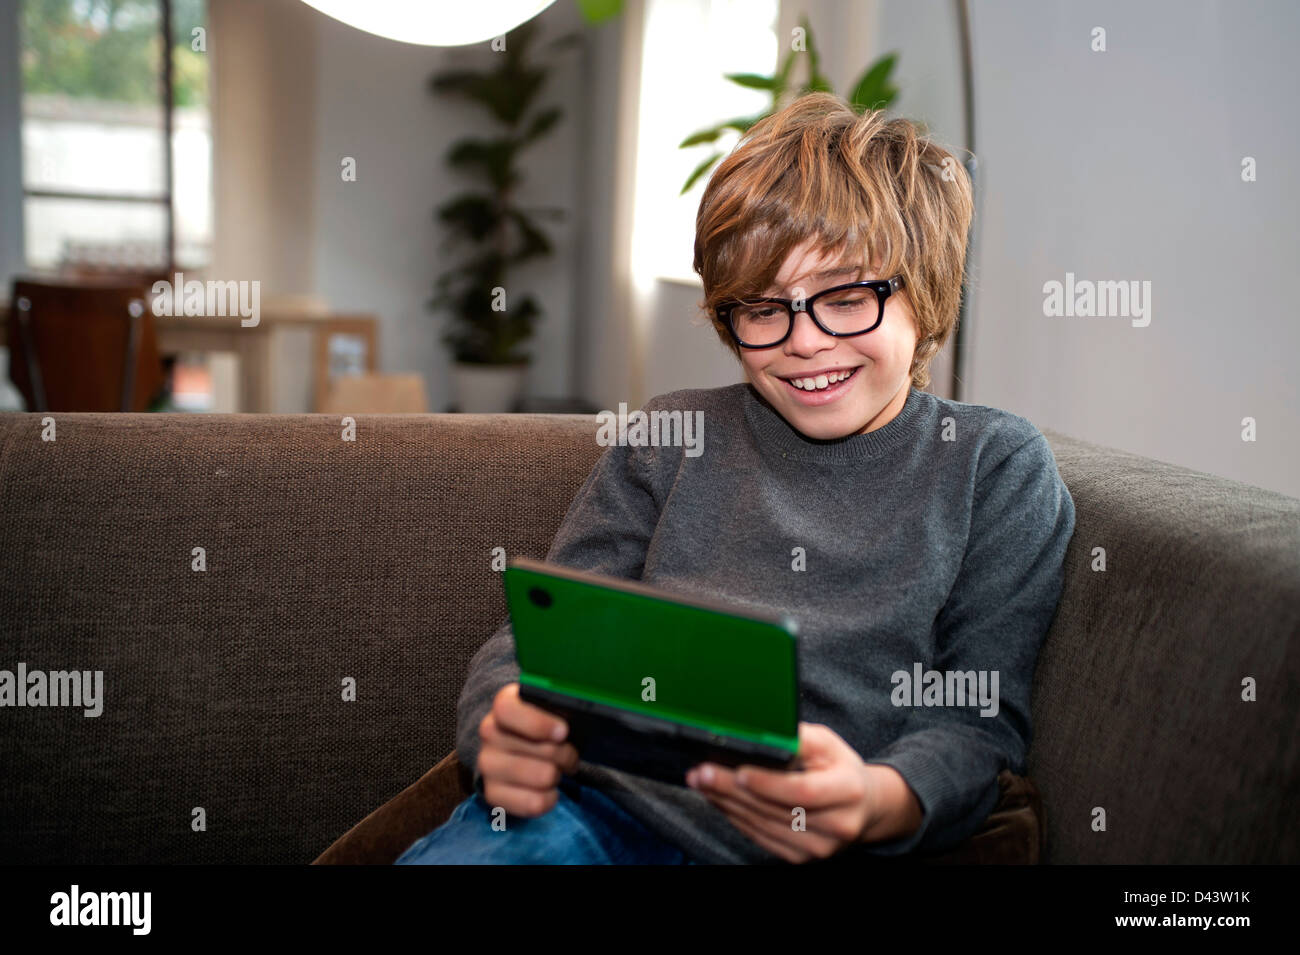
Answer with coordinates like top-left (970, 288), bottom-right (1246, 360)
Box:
top-left (741, 382), bottom-right (929, 462)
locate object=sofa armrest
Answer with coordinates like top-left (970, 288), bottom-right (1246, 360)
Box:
top-left (315, 758), bottom-right (1043, 865)
top-left (313, 751), bottom-right (473, 865)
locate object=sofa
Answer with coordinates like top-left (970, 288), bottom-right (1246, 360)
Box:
top-left (1, 410), bottom-right (1296, 865)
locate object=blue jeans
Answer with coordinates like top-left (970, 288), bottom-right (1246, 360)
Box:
top-left (394, 775), bottom-right (699, 865)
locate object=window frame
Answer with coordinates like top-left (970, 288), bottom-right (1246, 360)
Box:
top-left (19, 0), bottom-right (180, 271)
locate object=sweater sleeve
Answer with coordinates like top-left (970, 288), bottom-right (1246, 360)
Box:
top-left (857, 431), bottom-right (1076, 856)
top-left (454, 437), bottom-right (664, 795)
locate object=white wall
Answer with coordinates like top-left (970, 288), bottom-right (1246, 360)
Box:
top-left (962, 0), bottom-right (1299, 497)
top-left (210, 0), bottom-right (319, 296)
top-left (1, 0), bottom-right (587, 414)
top-left (872, 0), bottom-right (965, 400)
top-left (639, 0), bottom-right (1300, 497)
top-left (3, 0), bottom-right (1296, 496)
top-left (206, 0), bottom-right (320, 412)
top-left (573, 2), bottom-right (642, 411)
top-left (307, 0), bottom-right (584, 411)
top-left (638, 0), bottom-right (972, 405)
top-left (213, 0), bottom-right (588, 412)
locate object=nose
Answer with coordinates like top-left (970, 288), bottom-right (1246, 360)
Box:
top-left (784, 306), bottom-right (836, 355)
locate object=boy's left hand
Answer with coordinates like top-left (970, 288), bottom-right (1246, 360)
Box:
top-left (686, 722), bottom-right (916, 863)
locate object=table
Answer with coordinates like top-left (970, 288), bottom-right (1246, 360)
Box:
top-left (0, 301), bottom-right (377, 412)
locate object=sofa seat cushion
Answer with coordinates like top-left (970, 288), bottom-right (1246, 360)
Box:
top-left (314, 754), bottom-right (1043, 865)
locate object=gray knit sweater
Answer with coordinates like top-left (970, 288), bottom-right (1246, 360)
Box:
top-left (456, 382), bottom-right (1076, 864)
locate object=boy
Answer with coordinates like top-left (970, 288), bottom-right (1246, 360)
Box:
top-left (396, 93), bottom-right (1076, 864)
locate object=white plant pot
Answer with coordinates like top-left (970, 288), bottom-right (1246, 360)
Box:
top-left (452, 361), bottom-right (528, 413)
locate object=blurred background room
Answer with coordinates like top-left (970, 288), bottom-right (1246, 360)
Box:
top-left (0, 0), bottom-right (1295, 497)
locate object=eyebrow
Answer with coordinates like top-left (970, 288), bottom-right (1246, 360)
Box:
top-left (764, 267), bottom-right (862, 296)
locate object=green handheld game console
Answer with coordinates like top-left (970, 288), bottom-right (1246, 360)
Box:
top-left (503, 557), bottom-right (801, 787)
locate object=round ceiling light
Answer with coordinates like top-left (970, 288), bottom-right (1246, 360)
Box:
top-left (299, 0), bottom-right (559, 47)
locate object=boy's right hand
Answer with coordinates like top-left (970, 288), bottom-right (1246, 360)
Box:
top-left (477, 682), bottom-right (581, 817)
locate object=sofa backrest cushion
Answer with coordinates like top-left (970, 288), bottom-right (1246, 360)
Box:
top-left (1033, 429), bottom-right (1299, 863)
top-left (1, 413), bottom-right (1296, 863)
top-left (0, 412), bottom-right (604, 863)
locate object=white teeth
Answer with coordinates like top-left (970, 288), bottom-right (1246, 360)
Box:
top-left (789, 368), bottom-right (854, 390)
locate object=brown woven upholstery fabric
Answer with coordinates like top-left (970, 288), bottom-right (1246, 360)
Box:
top-left (0, 412), bottom-right (604, 864)
top-left (2, 413), bottom-right (1296, 864)
top-left (1029, 429), bottom-right (1300, 863)
top-left (312, 753), bottom-right (1042, 865)
top-left (312, 751), bottom-right (473, 865)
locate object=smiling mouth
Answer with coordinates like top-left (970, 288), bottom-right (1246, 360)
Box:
top-left (778, 367), bottom-right (860, 391)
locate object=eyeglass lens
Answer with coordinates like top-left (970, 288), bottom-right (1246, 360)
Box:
top-left (730, 286), bottom-right (881, 346)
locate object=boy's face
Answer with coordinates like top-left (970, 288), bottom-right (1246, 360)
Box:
top-left (736, 240), bottom-right (918, 440)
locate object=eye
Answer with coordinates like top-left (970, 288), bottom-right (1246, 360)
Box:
top-left (734, 301), bottom-right (784, 323)
top-left (824, 291), bottom-right (873, 309)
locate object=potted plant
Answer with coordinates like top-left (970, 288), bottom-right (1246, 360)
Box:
top-left (678, 16), bottom-right (900, 193)
top-left (429, 18), bottom-right (579, 412)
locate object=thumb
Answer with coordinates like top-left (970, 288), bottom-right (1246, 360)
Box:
top-left (795, 722), bottom-right (841, 767)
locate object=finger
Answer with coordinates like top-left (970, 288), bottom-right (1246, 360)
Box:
top-left (728, 814), bottom-right (804, 864)
top-left (702, 774), bottom-right (857, 839)
top-left (556, 741), bottom-right (581, 774)
top-left (733, 751), bottom-right (865, 810)
top-left (730, 765), bottom-right (857, 811)
top-left (789, 723), bottom-right (860, 777)
top-left (794, 722), bottom-right (840, 762)
top-left (478, 746), bottom-right (564, 792)
top-left (691, 764), bottom-right (795, 821)
top-left (696, 761), bottom-right (861, 819)
top-left (492, 684), bottom-right (569, 743)
top-left (712, 789), bottom-right (841, 862)
top-left (481, 779), bottom-right (560, 818)
top-left (704, 790), bottom-right (827, 863)
top-left (481, 715), bottom-right (579, 769)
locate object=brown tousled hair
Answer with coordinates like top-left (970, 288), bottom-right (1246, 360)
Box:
top-left (692, 92), bottom-right (974, 391)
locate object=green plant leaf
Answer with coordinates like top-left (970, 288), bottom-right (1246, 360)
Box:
top-left (724, 114), bottom-right (766, 134)
top-left (774, 47), bottom-right (797, 95)
top-left (849, 51), bottom-right (899, 112)
top-left (430, 21), bottom-right (549, 128)
top-left (428, 69), bottom-right (479, 94)
top-left (429, 13), bottom-right (574, 364)
top-left (546, 31), bottom-right (584, 54)
top-left (520, 106), bottom-right (562, 145)
top-left (724, 72), bottom-right (776, 91)
top-left (432, 69), bottom-right (543, 126)
top-left (506, 208), bottom-right (554, 261)
top-left (679, 126), bottom-right (725, 148)
top-left (681, 151), bottom-right (723, 194)
top-left (678, 115), bottom-right (761, 156)
top-left (447, 138), bottom-right (519, 190)
top-left (437, 194), bottom-right (499, 242)
top-left (575, 0), bottom-right (622, 25)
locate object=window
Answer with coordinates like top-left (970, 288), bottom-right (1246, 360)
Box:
top-left (630, 0), bottom-right (778, 287)
top-left (19, 0), bottom-right (211, 272)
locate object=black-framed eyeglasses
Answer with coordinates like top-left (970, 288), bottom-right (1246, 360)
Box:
top-left (716, 276), bottom-right (905, 349)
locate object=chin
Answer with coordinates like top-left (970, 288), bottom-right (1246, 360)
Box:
top-left (787, 408), bottom-right (864, 441)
